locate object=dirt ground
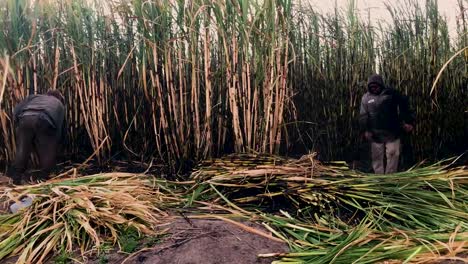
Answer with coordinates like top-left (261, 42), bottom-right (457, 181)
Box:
top-left (86, 217), bottom-right (288, 264)
top-left (0, 216), bottom-right (288, 264)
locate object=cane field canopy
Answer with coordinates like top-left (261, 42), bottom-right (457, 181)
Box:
top-left (0, 0), bottom-right (466, 168)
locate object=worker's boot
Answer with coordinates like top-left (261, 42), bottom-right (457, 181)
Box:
top-left (36, 169), bottom-right (50, 182)
top-left (6, 167), bottom-right (23, 185)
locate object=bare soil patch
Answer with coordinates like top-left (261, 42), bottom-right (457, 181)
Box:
top-left (86, 217), bottom-right (288, 264)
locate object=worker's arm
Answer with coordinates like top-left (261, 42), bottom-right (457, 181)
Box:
top-left (359, 94), bottom-right (372, 140)
top-left (394, 90), bottom-right (415, 132)
top-left (359, 95), bottom-right (369, 129)
top-left (395, 90), bottom-right (415, 124)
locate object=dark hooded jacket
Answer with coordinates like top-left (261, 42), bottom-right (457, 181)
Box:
top-left (13, 94), bottom-right (66, 139)
top-left (359, 74), bottom-right (415, 143)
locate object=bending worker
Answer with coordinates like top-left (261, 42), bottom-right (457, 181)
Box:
top-left (7, 90), bottom-right (66, 184)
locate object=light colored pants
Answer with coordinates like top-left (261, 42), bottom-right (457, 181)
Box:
top-left (371, 139), bottom-right (400, 174)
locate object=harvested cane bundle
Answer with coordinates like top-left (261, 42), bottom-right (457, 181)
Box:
top-left (191, 153), bottom-right (356, 213)
top-left (0, 173), bottom-right (170, 264)
top-left (191, 154), bottom-right (468, 231)
top-left (192, 153), bottom-right (348, 183)
top-left (261, 213), bottom-right (468, 264)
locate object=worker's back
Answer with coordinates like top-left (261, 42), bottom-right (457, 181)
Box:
top-left (14, 94), bottom-right (65, 133)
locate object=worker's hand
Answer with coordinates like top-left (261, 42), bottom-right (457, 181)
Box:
top-left (364, 131), bottom-right (373, 141)
top-left (403, 123), bottom-right (414, 133)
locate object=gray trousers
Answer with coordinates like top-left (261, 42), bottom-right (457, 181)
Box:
top-left (371, 138), bottom-right (400, 174)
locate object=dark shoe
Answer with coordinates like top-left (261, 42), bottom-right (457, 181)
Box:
top-left (6, 167), bottom-right (23, 185)
top-left (10, 176), bottom-right (22, 185)
top-left (35, 170), bottom-right (51, 182)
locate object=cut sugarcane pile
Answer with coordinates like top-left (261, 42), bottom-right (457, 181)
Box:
top-left (261, 213), bottom-right (468, 264)
top-left (0, 154), bottom-right (466, 264)
top-left (190, 153), bottom-right (468, 263)
top-left (0, 173), bottom-right (175, 263)
top-left (191, 154), bottom-right (468, 230)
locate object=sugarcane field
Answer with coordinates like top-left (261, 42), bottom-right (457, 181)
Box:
top-left (0, 0), bottom-right (467, 263)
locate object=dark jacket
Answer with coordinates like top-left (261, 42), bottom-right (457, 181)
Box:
top-left (359, 74), bottom-right (415, 143)
top-left (13, 94), bottom-right (66, 139)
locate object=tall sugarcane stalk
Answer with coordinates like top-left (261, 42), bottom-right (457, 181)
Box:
top-left (0, 0), bottom-right (465, 168)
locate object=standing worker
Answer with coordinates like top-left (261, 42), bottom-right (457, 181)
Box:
top-left (7, 89), bottom-right (66, 184)
top-left (359, 74), bottom-right (415, 174)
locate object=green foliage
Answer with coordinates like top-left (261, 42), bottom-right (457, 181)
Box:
top-left (53, 247), bottom-right (72, 264)
top-left (118, 227), bottom-right (141, 253)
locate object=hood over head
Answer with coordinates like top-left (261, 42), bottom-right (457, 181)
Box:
top-left (367, 74), bottom-right (385, 94)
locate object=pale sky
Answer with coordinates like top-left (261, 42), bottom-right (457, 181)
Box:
top-left (305, 0), bottom-right (465, 37)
